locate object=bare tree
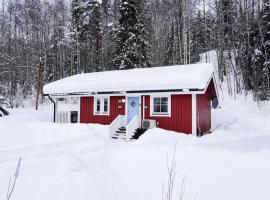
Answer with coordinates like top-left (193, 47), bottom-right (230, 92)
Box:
top-left (6, 157), bottom-right (22, 200)
top-left (162, 146), bottom-right (186, 200)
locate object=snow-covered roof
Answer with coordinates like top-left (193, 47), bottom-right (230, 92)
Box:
top-left (43, 63), bottom-right (215, 95)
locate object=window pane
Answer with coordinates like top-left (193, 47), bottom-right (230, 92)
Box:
top-left (96, 99), bottom-right (100, 112)
top-left (104, 105), bottom-right (108, 112)
top-left (97, 105), bottom-right (100, 112)
top-left (161, 97), bottom-right (168, 104)
top-left (154, 98), bottom-right (160, 104)
top-left (104, 98), bottom-right (108, 112)
top-left (161, 104), bottom-right (168, 112)
top-left (154, 104), bottom-right (160, 112)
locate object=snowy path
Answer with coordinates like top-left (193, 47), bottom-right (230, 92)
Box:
top-left (1, 95), bottom-right (270, 200)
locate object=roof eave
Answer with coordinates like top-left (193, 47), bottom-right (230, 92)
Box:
top-left (44, 88), bottom-right (206, 98)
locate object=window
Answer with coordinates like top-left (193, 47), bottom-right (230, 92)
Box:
top-left (150, 95), bottom-right (171, 117)
top-left (94, 97), bottom-right (110, 115)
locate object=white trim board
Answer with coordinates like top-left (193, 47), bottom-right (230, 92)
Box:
top-left (78, 97), bottom-right (81, 123)
top-left (48, 90), bottom-right (206, 99)
top-left (93, 96), bottom-right (110, 116)
top-left (150, 95), bottom-right (171, 117)
top-left (192, 94), bottom-right (197, 136)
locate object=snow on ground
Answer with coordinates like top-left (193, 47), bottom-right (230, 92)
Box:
top-left (1, 91), bottom-right (270, 200)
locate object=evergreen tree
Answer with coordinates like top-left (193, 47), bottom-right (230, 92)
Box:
top-left (135, 0), bottom-right (153, 68)
top-left (51, 0), bottom-right (68, 80)
top-left (102, 0), bottom-right (115, 70)
top-left (221, 0), bottom-right (234, 47)
top-left (217, 0), bottom-right (235, 81)
top-left (113, 0), bottom-right (152, 70)
top-left (261, 0), bottom-right (270, 98)
top-left (236, 1), bottom-right (255, 91)
top-left (70, 0), bottom-right (83, 74)
top-left (193, 11), bottom-right (206, 56)
top-left (85, 0), bottom-right (103, 72)
top-left (164, 22), bottom-right (175, 66)
top-left (253, 0), bottom-right (270, 100)
top-left (113, 0), bottom-right (139, 70)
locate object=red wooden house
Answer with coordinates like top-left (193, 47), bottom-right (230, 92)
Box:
top-left (43, 63), bottom-right (219, 140)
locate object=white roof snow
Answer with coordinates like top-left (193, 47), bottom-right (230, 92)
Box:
top-left (43, 63), bottom-right (214, 95)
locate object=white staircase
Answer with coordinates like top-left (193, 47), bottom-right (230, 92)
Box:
top-left (110, 115), bottom-right (141, 141)
top-left (109, 115), bottom-right (125, 139)
top-left (126, 115), bottom-right (141, 140)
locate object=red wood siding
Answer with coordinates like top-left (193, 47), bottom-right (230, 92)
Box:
top-left (143, 95), bottom-right (192, 134)
top-left (197, 88), bottom-right (211, 135)
top-left (208, 79), bottom-right (217, 99)
top-left (80, 96), bottom-right (125, 125)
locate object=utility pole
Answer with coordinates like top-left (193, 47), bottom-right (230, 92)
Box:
top-left (35, 57), bottom-right (44, 110)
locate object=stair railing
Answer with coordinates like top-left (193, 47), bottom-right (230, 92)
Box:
top-left (109, 115), bottom-right (125, 138)
top-left (126, 115), bottom-right (141, 141)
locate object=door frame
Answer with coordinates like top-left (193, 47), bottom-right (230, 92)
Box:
top-left (125, 95), bottom-right (141, 125)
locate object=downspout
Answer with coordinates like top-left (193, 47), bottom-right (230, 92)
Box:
top-left (141, 96), bottom-right (145, 128)
top-left (48, 96), bottom-right (56, 122)
top-left (142, 96), bottom-right (145, 120)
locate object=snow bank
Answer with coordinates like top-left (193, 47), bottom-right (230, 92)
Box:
top-left (136, 128), bottom-right (195, 145)
top-left (0, 105), bottom-right (110, 161)
top-left (1, 84), bottom-right (270, 200)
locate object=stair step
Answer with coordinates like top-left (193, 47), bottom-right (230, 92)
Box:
top-left (116, 130), bottom-right (126, 134)
top-left (113, 136), bottom-right (126, 139)
top-left (114, 133), bottom-right (126, 136)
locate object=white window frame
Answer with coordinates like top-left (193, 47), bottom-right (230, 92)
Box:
top-left (150, 95), bottom-right (171, 117)
top-left (94, 96), bottom-right (110, 116)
